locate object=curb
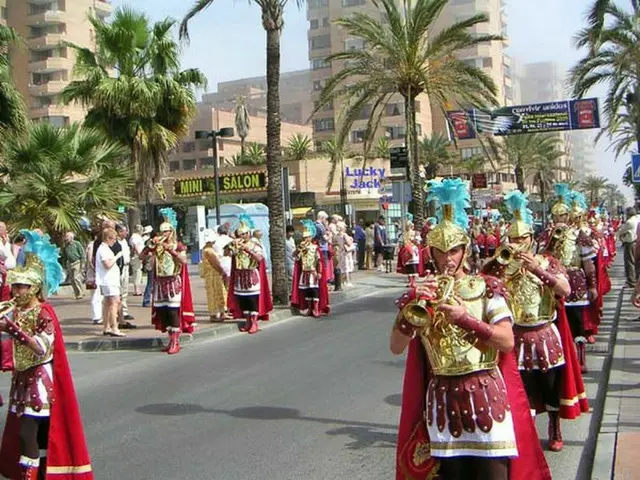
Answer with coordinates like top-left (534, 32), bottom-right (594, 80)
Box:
top-left (64, 279), bottom-right (403, 352)
top-left (591, 284), bottom-right (626, 480)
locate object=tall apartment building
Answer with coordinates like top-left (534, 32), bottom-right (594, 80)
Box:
top-left (306, 0), bottom-right (433, 149)
top-left (1, 0), bottom-right (7, 26)
top-left (5, 0), bottom-right (112, 126)
top-left (515, 60), bottom-right (591, 182)
top-left (202, 70), bottom-right (313, 126)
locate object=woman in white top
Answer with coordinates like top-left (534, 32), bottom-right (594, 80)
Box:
top-left (96, 228), bottom-right (125, 337)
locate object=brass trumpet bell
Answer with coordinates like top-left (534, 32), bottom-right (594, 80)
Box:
top-left (495, 246), bottom-right (514, 265)
top-left (402, 299), bottom-right (432, 328)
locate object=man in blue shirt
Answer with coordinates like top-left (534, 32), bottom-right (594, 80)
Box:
top-left (354, 219), bottom-right (366, 270)
top-left (374, 216), bottom-right (387, 271)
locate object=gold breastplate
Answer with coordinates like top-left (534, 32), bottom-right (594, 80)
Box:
top-left (553, 228), bottom-right (580, 268)
top-left (236, 242), bottom-right (259, 270)
top-left (13, 305), bottom-right (51, 372)
top-left (301, 245), bottom-right (318, 271)
top-left (156, 242), bottom-right (180, 277)
top-left (505, 256), bottom-right (556, 326)
top-left (418, 276), bottom-right (498, 376)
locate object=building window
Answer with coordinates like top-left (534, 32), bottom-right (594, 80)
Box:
top-left (460, 147), bottom-right (483, 159)
top-left (169, 161), bottom-right (180, 172)
top-left (182, 141), bottom-right (196, 153)
top-left (350, 130), bottom-right (366, 143)
top-left (308, 0), bottom-right (329, 9)
top-left (1, 7), bottom-right (7, 19)
top-left (310, 34), bottom-right (331, 50)
top-left (344, 38), bottom-right (365, 51)
top-left (311, 58), bottom-right (330, 70)
top-left (310, 19), bottom-right (319, 30)
top-left (482, 57), bottom-right (493, 68)
top-left (385, 126), bottom-right (406, 140)
top-left (40, 116), bottom-right (69, 127)
top-left (504, 85), bottom-right (513, 101)
top-left (385, 103), bottom-right (403, 116)
top-left (415, 101), bottom-right (421, 113)
top-left (313, 80), bottom-right (324, 91)
top-left (416, 124), bottom-right (423, 137)
top-left (200, 157), bottom-right (215, 169)
top-left (342, 0), bottom-right (365, 7)
top-left (323, 17), bottom-right (330, 27)
top-left (313, 117), bottom-right (335, 132)
top-left (199, 140), bottom-right (210, 151)
top-left (183, 159), bottom-right (197, 171)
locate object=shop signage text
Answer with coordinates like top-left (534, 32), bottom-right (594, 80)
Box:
top-left (174, 171), bottom-right (267, 197)
top-left (344, 166), bottom-right (386, 189)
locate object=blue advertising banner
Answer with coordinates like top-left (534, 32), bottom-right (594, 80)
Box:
top-left (632, 153), bottom-right (640, 184)
top-left (447, 98), bottom-right (600, 139)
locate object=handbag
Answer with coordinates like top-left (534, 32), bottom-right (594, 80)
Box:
top-left (0, 333), bottom-right (13, 372)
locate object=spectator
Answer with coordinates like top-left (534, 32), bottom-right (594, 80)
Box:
top-left (364, 222), bottom-right (375, 269)
top-left (12, 233), bottom-right (25, 267)
top-left (619, 207), bottom-right (640, 287)
top-left (96, 228), bottom-right (125, 337)
top-left (214, 225), bottom-right (233, 280)
top-left (354, 219), bottom-right (366, 270)
top-left (201, 230), bottom-right (230, 322)
top-left (140, 231), bottom-right (159, 308)
top-left (116, 224), bottom-right (136, 328)
top-left (62, 231), bottom-right (86, 300)
top-left (86, 227), bottom-right (102, 324)
top-left (285, 225), bottom-right (296, 285)
top-left (129, 224), bottom-right (145, 296)
top-left (374, 216), bottom-right (388, 272)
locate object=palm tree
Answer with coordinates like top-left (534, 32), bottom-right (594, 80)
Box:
top-left (526, 152), bottom-right (569, 226)
top-left (487, 133), bottom-right (564, 192)
top-left (286, 133), bottom-right (313, 191)
top-left (0, 123), bottom-right (132, 240)
top-left (569, 0), bottom-right (640, 157)
top-left (0, 25), bottom-right (27, 145)
top-left (237, 142), bottom-right (266, 165)
top-left (234, 96), bottom-right (251, 158)
top-left (313, 0), bottom-right (501, 228)
top-left (61, 8), bottom-right (206, 225)
top-left (419, 133), bottom-right (455, 180)
top-left (581, 175), bottom-right (609, 206)
top-left (322, 138), bottom-right (346, 193)
top-left (181, 1), bottom-right (298, 305)
top-left (604, 182), bottom-right (625, 211)
top-left (373, 136), bottom-right (390, 160)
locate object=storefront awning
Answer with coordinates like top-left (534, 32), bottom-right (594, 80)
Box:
top-left (291, 207), bottom-right (312, 216)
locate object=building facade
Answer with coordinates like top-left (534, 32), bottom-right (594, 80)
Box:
top-left (5, 0), bottom-right (111, 126)
top-left (306, 0), bottom-right (433, 149)
top-left (201, 70), bottom-right (313, 126)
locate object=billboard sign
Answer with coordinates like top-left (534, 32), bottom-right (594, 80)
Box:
top-left (174, 171), bottom-right (267, 197)
top-left (447, 98), bottom-right (600, 139)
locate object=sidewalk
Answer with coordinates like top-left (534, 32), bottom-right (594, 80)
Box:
top-left (52, 268), bottom-right (404, 351)
top-left (592, 258), bottom-right (640, 480)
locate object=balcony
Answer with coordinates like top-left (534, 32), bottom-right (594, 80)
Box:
top-left (27, 33), bottom-right (65, 50)
top-left (28, 80), bottom-right (67, 96)
top-left (29, 105), bottom-right (68, 119)
top-left (29, 57), bottom-right (69, 73)
top-left (28, 10), bottom-right (65, 26)
top-left (93, 0), bottom-right (112, 16)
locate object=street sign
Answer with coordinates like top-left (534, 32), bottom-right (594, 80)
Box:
top-left (390, 147), bottom-right (408, 178)
top-left (391, 181), bottom-right (412, 203)
top-left (633, 154), bottom-right (640, 183)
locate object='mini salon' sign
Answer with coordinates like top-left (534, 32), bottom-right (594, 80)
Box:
top-left (344, 166), bottom-right (385, 189)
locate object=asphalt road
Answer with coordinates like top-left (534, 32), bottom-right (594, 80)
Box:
top-left (0, 278), bottom-right (616, 480)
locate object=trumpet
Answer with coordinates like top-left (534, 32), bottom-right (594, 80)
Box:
top-left (495, 245), bottom-right (515, 265)
top-left (552, 226), bottom-right (566, 240)
top-left (401, 275), bottom-right (456, 329)
top-left (227, 238), bottom-right (247, 255)
top-left (0, 300), bottom-right (16, 319)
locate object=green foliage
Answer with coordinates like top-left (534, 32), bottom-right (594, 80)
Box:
top-left (580, 175), bottom-right (610, 205)
top-left (419, 133), bottom-right (455, 179)
top-left (569, 0), bottom-right (640, 157)
top-left (0, 123), bottom-right (133, 237)
top-left (285, 133), bottom-right (313, 161)
top-left (61, 7), bottom-right (207, 204)
top-left (322, 138), bottom-right (346, 193)
top-left (235, 143), bottom-right (266, 165)
top-left (0, 25), bottom-right (27, 145)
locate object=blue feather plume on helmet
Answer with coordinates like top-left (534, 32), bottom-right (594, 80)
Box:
top-left (21, 229), bottom-right (64, 296)
top-left (426, 178), bottom-right (470, 230)
top-left (159, 207), bottom-right (178, 229)
top-left (301, 219), bottom-right (317, 238)
top-left (504, 190), bottom-right (533, 225)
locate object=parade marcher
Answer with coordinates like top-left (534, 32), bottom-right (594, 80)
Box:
top-left (201, 229), bottom-right (230, 322)
top-left (483, 191), bottom-right (589, 453)
top-left (149, 208), bottom-right (195, 354)
top-left (291, 220), bottom-right (330, 317)
top-left (392, 178), bottom-right (550, 480)
top-left (546, 185), bottom-right (597, 373)
top-left (226, 215), bottom-right (273, 334)
top-left (0, 230), bottom-right (93, 480)
top-left (396, 224), bottom-right (423, 288)
top-left (0, 222), bottom-right (16, 302)
top-left (314, 211), bottom-right (334, 283)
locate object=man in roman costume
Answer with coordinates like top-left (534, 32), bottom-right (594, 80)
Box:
top-left (392, 178), bottom-right (550, 480)
top-left (483, 191), bottom-right (588, 453)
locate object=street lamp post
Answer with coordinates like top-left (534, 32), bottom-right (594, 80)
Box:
top-left (195, 127), bottom-right (234, 226)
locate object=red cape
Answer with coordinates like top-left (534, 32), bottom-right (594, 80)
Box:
top-left (396, 338), bottom-right (551, 480)
top-left (227, 260), bottom-right (273, 320)
top-left (151, 264), bottom-right (195, 334)
top-left (396, 244), bottom-right (424, 275)
top-left (0, 303), bottom-right (93, 480)
top-left (290, 261), bottom-right (330, 315)
top-left (583, 250), bottom-right (610, 336)
top-left (555, 299), bottom-right (590, 418)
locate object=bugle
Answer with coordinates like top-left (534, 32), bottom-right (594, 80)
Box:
top-left (401, 275), bottom-right (456, 329)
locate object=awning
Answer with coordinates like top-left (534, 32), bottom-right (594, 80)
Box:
top-left (291, 207), bottom-right (312, 216)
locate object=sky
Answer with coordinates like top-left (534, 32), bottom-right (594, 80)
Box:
top-left (112, 0), bottom-right (631, 198)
